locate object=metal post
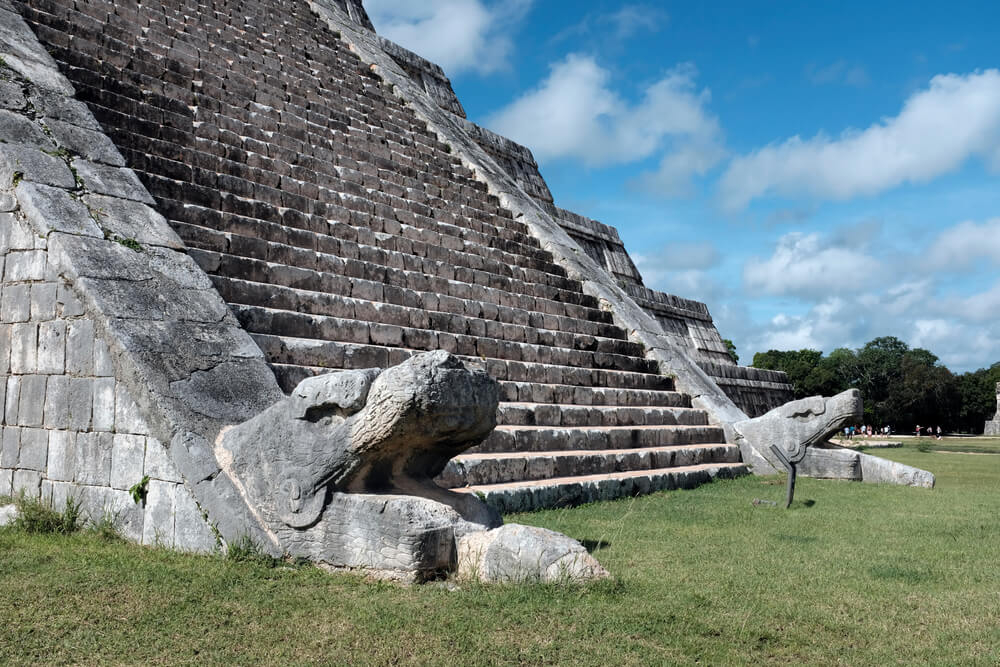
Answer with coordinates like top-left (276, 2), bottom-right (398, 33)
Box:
top-left (769, 445), bottom-right (797, 508)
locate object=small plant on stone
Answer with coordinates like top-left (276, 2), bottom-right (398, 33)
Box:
top-left (11, 493), bottom-right (83, 535)
top-left (42, 146), bottom-right (72, 160)
top-left (115, 236), bottom-right (144, 252)
top-left (69, 163), bottom-right (83, 188)
top-left (129, 475), bottom-right (151, 505)
top-left (11, 171), bottom-right (24, 186)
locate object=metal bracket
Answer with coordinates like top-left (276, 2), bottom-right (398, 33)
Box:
top-left (769, 445), bottom-right (797, 509)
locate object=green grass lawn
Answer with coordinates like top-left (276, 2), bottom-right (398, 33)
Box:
top-left (2, 441), bottom-right (999, 665)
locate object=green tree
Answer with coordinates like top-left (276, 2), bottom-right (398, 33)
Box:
top-left (752, 338), bottom-right (997, 432)
top-left (752, 349), bottom-right (817, 398)
top-left (885, 350), bottom-right (959, 430)
top-left (820, 347), bottom-right (858, 393)
top-left (854, 337), bottom-right (910, 423)
top-left (955, 362), bottom-right (1000, 432)
top-left (752, 349), bottom-right (848, 399)
top-left (722, 339), bottom-right (739, 364)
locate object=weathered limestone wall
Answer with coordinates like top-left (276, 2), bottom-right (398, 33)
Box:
top-left (460, 120), bottom-right (556, 206)
top-left (0, 5), bottom-right (282, 549)
top-left (379, 38), bottom-right (467, 119)
top-left (0, 213), bottom-right (216, 550)
top-left (698, 364), bottom-right (796, 418)
top-left (622, 284), bottom-right (793, 416)
top-left (550, 207), bottom-right (643, 287)
top-left (623, 283), bottom-right (732, 364)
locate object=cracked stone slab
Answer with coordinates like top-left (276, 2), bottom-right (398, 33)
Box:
top-left (30, 89), bottom-right (102, 131)
top-left (0, 54), bottom-right (75, 95)
top-left (16, 182), bottom-right (103, 237)
top-left (0, 80), bottom-right (26, 110)
top-left (82, 194), bottom-right (183, 248)
top-left (73, 159), bottom-right (155, 203)
top-left (0, 108), bottom-right (54, 148)
top-left (0, 143), bottom-right (75, 188)
top-left (0, 7), bottom-right (60, 67)
top-left (43, 118), bottom-right (125, 166)
top-left (0, 504), bottom-right (18, 527)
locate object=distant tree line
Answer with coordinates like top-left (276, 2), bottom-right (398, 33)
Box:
top-left (751, 336), bottom-right (1000, 434)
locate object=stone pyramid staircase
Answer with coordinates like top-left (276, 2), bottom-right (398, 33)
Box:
top-left (15, 0), bottom-right (747, 511)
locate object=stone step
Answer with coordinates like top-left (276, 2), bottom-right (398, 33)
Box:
top-left (188, 245), bottom-right (614, 325)
top-left (224, 191), bottom-right (561, 271)
top-left (438, 443), bottom-right (739, 487)
top-left (152, 145), bottom-right (540, 247)
top-left (498, 381), bottom-right (685, 407)
top-left (449, 462), bottom-right (750, 513)
top-left (256, 335), bottom-right (671, 389)
top-left (214, 275), bottom-right (641, 354)
top-left (236, 306), bottom-right (658, 374)
top-left (171, 207), bottom-right (582, 295)
top-left (497, 402), bottom-right (709, 427)
top-left (473, 424), bottom-right (726, 454)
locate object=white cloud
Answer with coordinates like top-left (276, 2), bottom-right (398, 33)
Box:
top-left (486, 55), bottom-right (724, 192)
top-left (928, 218), bottom-right (1000, 269)
top-left (719, 69), bottom-right (1000, 210)
top-left (606, 5), bottom-right (668, 39)
top-left (736, 270), bottom-right (1000, 372)
top-left (951, 281), bottom-right (1000, 323)
top-left (552, 4), bottom-right (667, 44)
top-left (743, 231), bottom-right (881, 298)
top-left (909, 315), bottom-right (999, 368)
top-left (638, 141), bottom-right (728, 196)
top-left (805, 60), bottom-right (870, 87)
top-left (364, 0), bottom-right (532, 76)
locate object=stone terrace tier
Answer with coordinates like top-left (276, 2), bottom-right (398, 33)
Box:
top-left (17, 0), bottom-right (747, 509)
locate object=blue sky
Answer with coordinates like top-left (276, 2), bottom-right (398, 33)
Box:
top-left (364, 1), bottom-right (1000, 373)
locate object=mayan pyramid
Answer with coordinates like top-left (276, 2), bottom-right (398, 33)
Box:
top-left (0, 0), bottom-right (795, 550)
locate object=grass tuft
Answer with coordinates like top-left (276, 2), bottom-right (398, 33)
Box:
top-left (9, 494), bottom-right (82, 535)
top-left (225, 535), bottom-right (281, 567)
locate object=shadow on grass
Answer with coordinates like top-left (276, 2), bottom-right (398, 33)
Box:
top-left (749, 497), bottom-right (816, 509)
top-left (774, 534), bottom-right (818, 544)
top-left (869, 564), bottom-right (932, 584)
top-left (580, 539), bottom-right (611, 553)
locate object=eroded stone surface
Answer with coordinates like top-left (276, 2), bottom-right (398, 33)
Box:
top-left (857, 451), bottom-right (935, 488)
top-left (733, 389), bottom-right (863, 474)
top-left (457, 523), bottom-right (609, 583)
top-left (734, 391), bottom-right (934, 487)
top-left (217, 351), bottom-right (507, 572)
